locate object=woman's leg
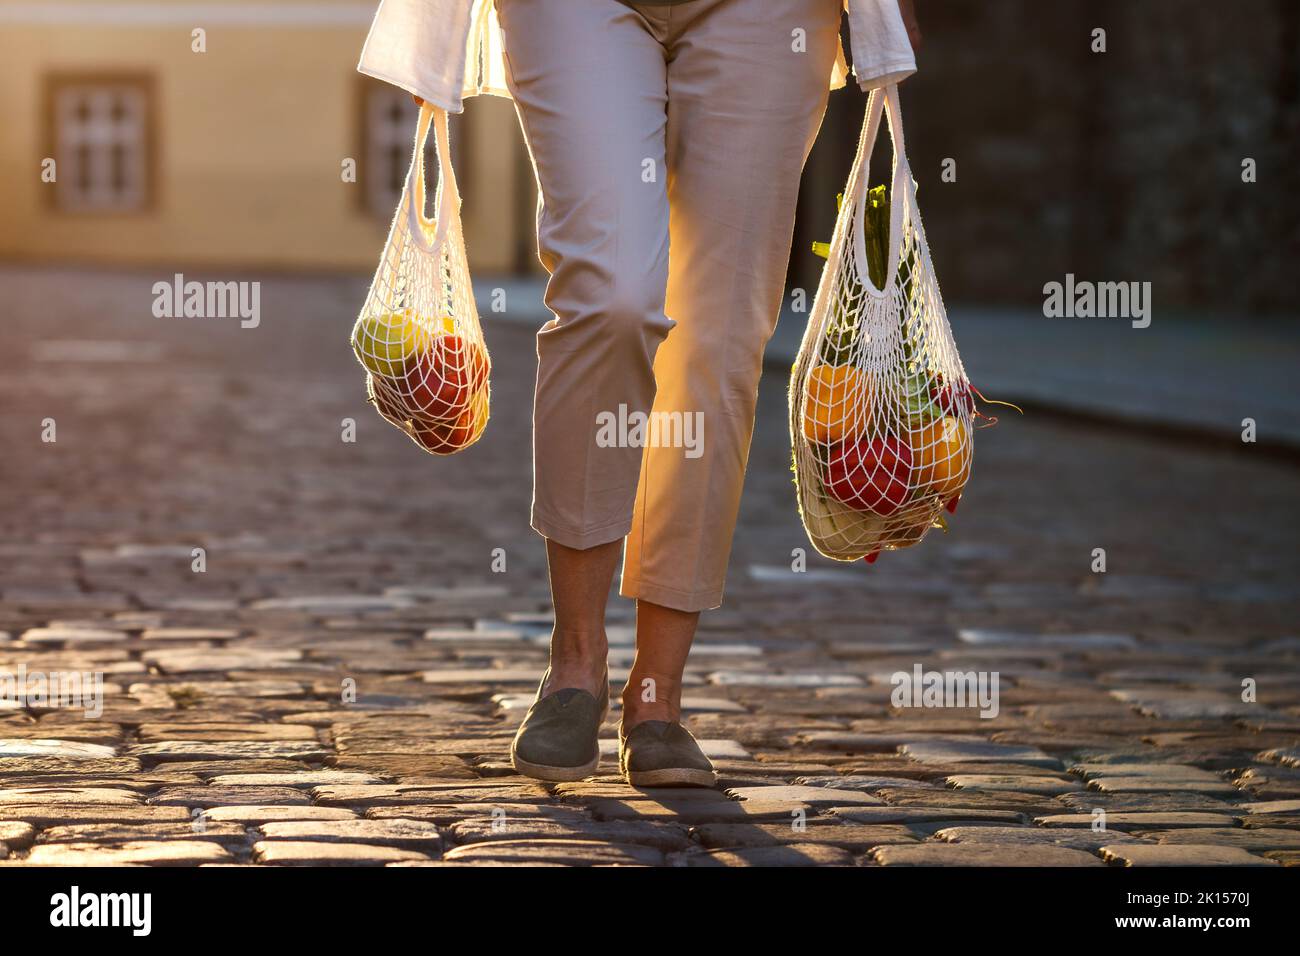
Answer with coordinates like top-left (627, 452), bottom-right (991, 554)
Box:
top-left (622, 0), bottom-right (841, 612)
top-left (619, 0), bottom-right (841, 729)
top-left (623, 601), bottom-right (698, 725)
top-left (497, 0), bottom-right (673, 554)
top-left (496, 0), bottom-right (672, 698)
top-left (543, 538), bottom-right (619, 697)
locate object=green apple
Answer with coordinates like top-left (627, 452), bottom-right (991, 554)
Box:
top-left (353, 311), bottom-right (418, 379)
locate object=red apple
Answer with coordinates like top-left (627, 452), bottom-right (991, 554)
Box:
top-left (414, 417), bottom-right (470, 454)
top-left (413, 389), bottom-right (487, 455)
top-left (404, 333), bottom-right (489, 419)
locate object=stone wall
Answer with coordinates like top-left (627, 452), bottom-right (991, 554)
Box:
top-left (793, 0), bottom-right (1298, 314)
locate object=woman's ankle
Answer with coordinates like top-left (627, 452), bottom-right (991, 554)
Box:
top-left (620, 672), bottom-right (681, 728)
top-left (543, 628), bottom-right (609, 697)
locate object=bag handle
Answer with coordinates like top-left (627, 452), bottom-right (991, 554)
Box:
top-left (851, 84), bottom-right (912, 298)
top-left (405, 103), bottom-right (462, 254)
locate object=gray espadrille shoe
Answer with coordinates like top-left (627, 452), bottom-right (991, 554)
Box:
top-left (618, 720), bottom-right (718, 788)
top-left (509, 668), bottom-right (609, 782)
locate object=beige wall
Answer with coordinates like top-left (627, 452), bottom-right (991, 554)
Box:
top-left (0, 0), bottom-right (530, 273)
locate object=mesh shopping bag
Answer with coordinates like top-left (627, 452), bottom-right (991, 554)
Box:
top-left (790, 84), bottom-right (974, 562)
top-left (352, 103), bottom-right (490, 455)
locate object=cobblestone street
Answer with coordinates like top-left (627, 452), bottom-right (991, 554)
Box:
top-left (2, 267), bottom-right (1298, 867)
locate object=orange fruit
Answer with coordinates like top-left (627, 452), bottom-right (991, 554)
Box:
top-left (910, 415), bottom-right (972, 497)
top-left (802, 365), bottom-right (870, 445)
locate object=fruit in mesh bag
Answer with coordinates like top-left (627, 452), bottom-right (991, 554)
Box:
top-left (824, 434), bottom-right (913, 516)
top-left (354, 310), bottom-right (420, 379)
top-left (367, 375), bottom-right (409, 425)
top-left (414, 388), bottom-right (487, 455)
top-left (910, 415), bottom-right (971, 498)
top-left (880, 515), bottom-right (930, 548)
top-left (403, 332), bottom-right (490, 420)
top-left (802, 491), bottom-right (886, 556)
top-left (801, 364), bottom-right (871, 445)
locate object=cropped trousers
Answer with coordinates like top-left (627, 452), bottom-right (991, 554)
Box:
top-left (497, 0), bottom-right (841, 611)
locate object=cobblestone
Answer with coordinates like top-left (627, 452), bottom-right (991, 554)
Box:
top-left (26, 840), bottom-right (234, 866)
top-left (448, 818), bottom-right (691, 851)
top-left (873, 843), bottom-right (1104, 867)
top-left (256, 819), bottom-right (444, 851)
top-left (1, 268), bottom-right (1297, 866)
top-left (252, 840), bottom-right (432, 866)
top-left (1099, 844), bottom-right (1280, 867)
top-left (686, 844), bottom-right (855, 866)
top-left (441, 839), bottom-right (664, 866)
top-left (38, 821), bottom-right (249, 846)
top-left (692, 822), bottom-right (917, 851)
top-left (933, 825), bottom-right (1140, 850)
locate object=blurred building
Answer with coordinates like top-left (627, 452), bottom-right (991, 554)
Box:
top-left (1, 0), bottom-right (1294, 313)
top-left (0, 0), bottom-right (538, 273)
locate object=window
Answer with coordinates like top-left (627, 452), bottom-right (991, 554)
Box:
top-left (46, 75), bottom-right (154, 213)
top-left (359, 81), bottom-right (465, 221)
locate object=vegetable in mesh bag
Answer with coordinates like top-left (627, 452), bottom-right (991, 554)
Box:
top-left (790, 84), bottom-right (982, 563)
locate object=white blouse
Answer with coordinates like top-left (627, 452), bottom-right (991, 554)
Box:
top-left (358, 0), bottom-right (917, 113)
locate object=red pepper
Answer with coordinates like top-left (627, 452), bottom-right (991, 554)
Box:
top-left (929, 374), bottom-right (976, 416)
top-left (824, 436), bottom-right (914, 516)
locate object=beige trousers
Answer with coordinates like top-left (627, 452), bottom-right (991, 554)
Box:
top-left (497, 0), bottom-right (841, 612)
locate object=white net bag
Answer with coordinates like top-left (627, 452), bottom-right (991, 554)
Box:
top-left (352, 103), bottom-right (490, 455)
top-left (790, 84), bottom-right (974, 562)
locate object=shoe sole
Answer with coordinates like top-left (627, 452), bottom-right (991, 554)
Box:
top-left (626, 766), bottom-right (718, 788)
top-left (510, 748), bottom-right (600, 783)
